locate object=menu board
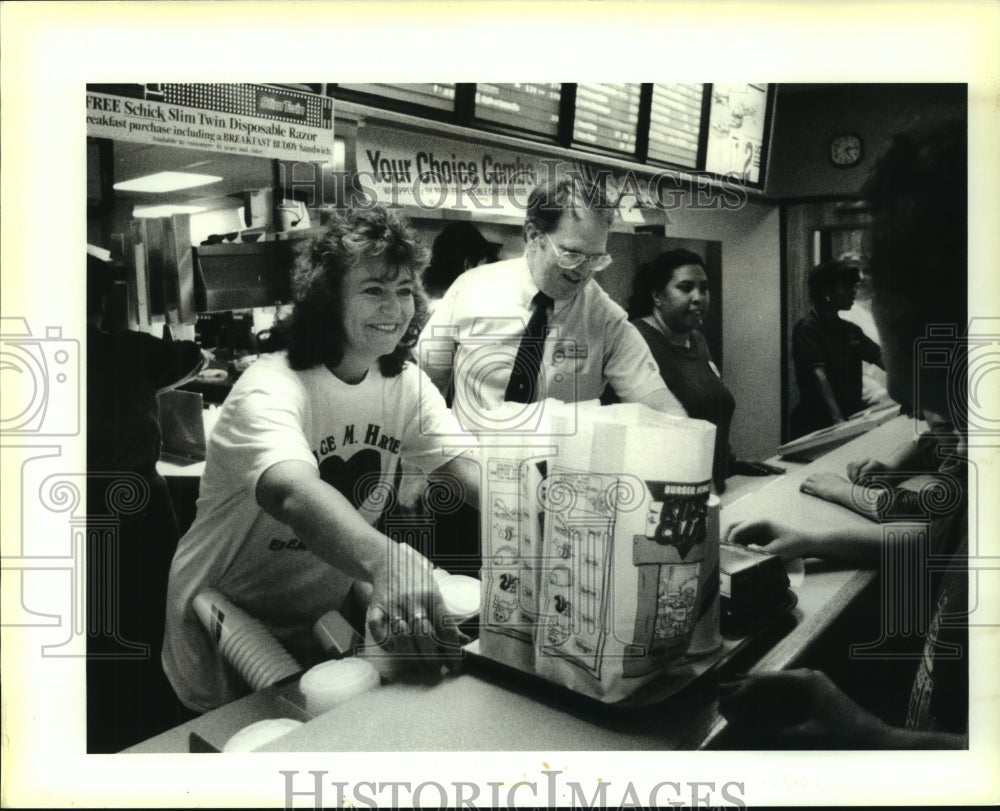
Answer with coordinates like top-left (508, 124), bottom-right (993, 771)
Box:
top-left (337, 83), bottom-right (456, 112)
top-left (704, 83), bottom-right (769, 183)
top-left (474, 83), bottom-right (561, 138)
top-left (646, 83), bottom-right (704, 169)
top-left (572, 83), bottom-right (642, 154)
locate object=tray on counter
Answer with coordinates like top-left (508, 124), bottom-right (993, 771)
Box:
top-left (463, 589), bottom-right (797, 712)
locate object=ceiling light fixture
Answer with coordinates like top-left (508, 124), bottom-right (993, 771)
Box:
top-left (115, 171), bottom-right (222, 193)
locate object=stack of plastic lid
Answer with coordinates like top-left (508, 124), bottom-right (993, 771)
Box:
top-left (433, 570), bottom-right (481, 623)
top-left (298, 658), bottom-right (380, 716)
top-left (222, 718), bottom-right (304, 752)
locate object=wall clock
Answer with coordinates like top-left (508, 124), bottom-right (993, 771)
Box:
top-left (829, 133), bottom-right (864, 167)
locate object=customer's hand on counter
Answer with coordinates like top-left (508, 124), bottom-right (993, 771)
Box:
top-left (719, 668), bottom-right (967, 749)
top-left (718, 669), bottom-right (897, 748)
top-left (725, 518), bottom-right (815, 563)
top-left (800, 471), bottom-right (887, 522)
top-left (726, 516), bottom-right (889, 568)
top-left (799, 471), bottom-right (853, 504)
top-left (846, 456), bottom-right (889, 482)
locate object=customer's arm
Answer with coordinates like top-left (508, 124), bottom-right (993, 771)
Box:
top-left (725, 517), bottom-right (891, 567)
top-left (719, 669), bottom-right (966, 749)
top-left (847, 437), bottom-right (931, 481)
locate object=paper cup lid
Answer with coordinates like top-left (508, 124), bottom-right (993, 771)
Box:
top-left (222, 718), bottom-right (303, 752)
top-left (299, 657), bottom-right (380, 709)
top-left (437, 574), bottom-right (481, 621)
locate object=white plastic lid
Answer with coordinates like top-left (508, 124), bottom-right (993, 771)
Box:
top-left (222, 718), bottom-right (303, 752)
top-left (299, 657), bottom-right (380, 715)
top-left (436, 574), bottom-right (481, 621)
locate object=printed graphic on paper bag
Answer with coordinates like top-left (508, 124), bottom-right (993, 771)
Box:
top-left (653, 564), bottom-right (701, 640)
top-left (624, 480), bottom-right (711, 676)
top-left (643, 481), bottom-right (712, 560)
top-left (482, 458), bottom-right (534, 639)
top-left (537, 467), bottom-right (618, 676)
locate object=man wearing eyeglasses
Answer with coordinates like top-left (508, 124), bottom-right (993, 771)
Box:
top-left (418, 176), bottom-right (686, 429)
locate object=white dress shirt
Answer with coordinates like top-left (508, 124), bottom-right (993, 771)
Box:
top-left (418, 256), bottom-right (678, 431)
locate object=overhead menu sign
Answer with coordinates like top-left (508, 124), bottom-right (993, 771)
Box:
top-left (338, 83), bottom-right (456, 112)
top-left (647, 83), bottom-right (704, 169)
top-left (86, 83), bottom-right (335, 161)
top-left (705, 83), bottom-right (768, 183)
top-left (356, 124), bottom-right (545, 215)
top-left (475, 83), bottom-right (561, 138)
top-left (573, 83), bottom-right (642, 155)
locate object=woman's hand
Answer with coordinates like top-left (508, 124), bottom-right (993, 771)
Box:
top-left (362, 541), bottom-right (468, 673)
top-left (257, 462), bottom-right (469, 675)
top-left (718, 669), bottom-right (896, 748)
top-left (724, 519), bottom-right (815, 562)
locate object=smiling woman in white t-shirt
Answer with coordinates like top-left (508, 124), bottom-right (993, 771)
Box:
top-left (162, 207), bottom-right (479, 713)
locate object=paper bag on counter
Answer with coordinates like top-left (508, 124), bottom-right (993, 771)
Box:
top-left (479, 402), bottom-right (717, 703)
top-left (477, 400), bottom-right (572, 674)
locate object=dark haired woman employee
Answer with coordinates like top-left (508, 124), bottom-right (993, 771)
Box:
top-left (621, 249), bottom-right (781, 493)
top-left (162, 207), bottom-right (478, 715)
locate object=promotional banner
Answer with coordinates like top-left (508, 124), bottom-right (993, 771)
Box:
top-left (356, 123), bottom-right (545, 215)
top-left (86, 83), bottom-right (335, 161)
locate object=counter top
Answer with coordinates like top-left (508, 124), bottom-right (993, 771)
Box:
top-left (129, 414), bottom-right (921, 754)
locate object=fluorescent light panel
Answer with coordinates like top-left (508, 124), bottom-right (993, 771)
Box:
top-left (115, 171), bottom-right (222, 193)
top-left (133, 204), bottom-right (207, 218)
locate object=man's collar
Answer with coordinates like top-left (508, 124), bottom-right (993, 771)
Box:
top-left (518, 253), bottom-right (582, 314)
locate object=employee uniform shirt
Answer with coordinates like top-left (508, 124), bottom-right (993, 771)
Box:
top-left (632, 320), bottom-right (736, 491)
top-left (418, 256), bottom-right (669, 430)
top-left (162, 352), bottom-right (466, 713)
top-left (790, 309), bottom-right (882, 437)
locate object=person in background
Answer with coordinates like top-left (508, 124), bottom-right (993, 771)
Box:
top-left (789, 258), bottom-right (885, 438)
top-left (418, 176), bottom-right (687, 426)
top-left (616, 249), bottom-right (784, 493)
top-left (839, 257), bottom-right (891, 406)
top-left (161, 207), bottom-right (479, 714)
top-left (86, 248), bottom-right (207, 752)
top-left (422, 221), bottom-right (501, 303)
top-left (722, 120), bottom-right (968, 748)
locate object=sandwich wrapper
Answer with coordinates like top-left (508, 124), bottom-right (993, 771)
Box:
top-left (478, 401), bottom-right (718, 703)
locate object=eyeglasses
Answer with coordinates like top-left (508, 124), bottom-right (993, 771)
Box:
top-left (544, 233), bottom-right (613, 272)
